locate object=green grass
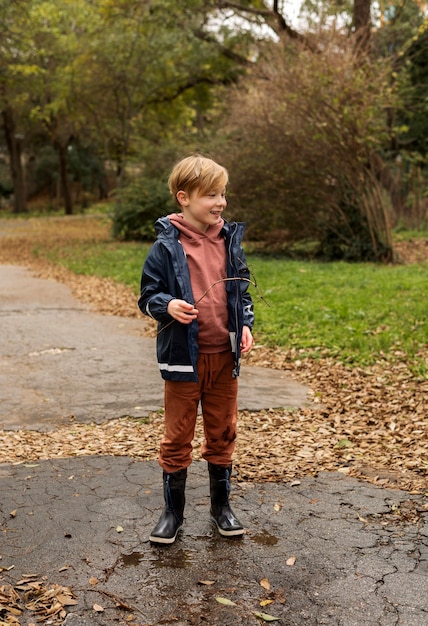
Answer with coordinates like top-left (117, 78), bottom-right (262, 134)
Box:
top-left (392, 226), bottom-right (428, 240)
top-left (41, 239), bottom-right (150, 287)
top-left (36, 229), bottom-right (428, 376)
top-left (248, 258), bottom-right (427, 372)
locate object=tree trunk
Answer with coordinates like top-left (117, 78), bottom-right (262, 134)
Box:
top-left (1, 104), bottom-right (27, 213)
top-left (55, 140), bottom-right (73, 215)
top-left (353, 0), bottom-right (372, 53)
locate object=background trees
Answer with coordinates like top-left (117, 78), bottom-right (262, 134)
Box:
top-left (1, 0), bottom-right (249, 213)
top-left (1, 0), bottom-right (427, 260)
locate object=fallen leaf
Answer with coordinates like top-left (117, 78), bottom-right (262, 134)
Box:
top-left (16, 574), bottom-right (39, 584)
top-left (286, 556), bottom-right (296, 566)
top-left (21, 581), bottom-right (78, 622)
top-left (198, 580), bottom-right (215, 585)
top-left (337, 439), bottom-right (353, 449)
top-left (253, 610), bottom-right (280, 621)
top-left (260, 578), bottom-right (271, 591)
top-left (215, 596), bottom-right (236, 606)
top-left (56, 594), bottom-right (78, 606)
top-left (7, 606), bottom-right (22, 616)
top-left (93, 603), bottom-right (104, 612)
top-left (260, 599), bottom-right (273, 607)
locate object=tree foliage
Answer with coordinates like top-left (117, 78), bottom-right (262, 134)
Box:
top-left (0, 0), bottom-right (254, 213)
top-left (371, 2), bottom-right (428, 228)
top-left (1, 0), bottom-right (427, 252)
top-left (112, 174), bottom-right (175, 241)
top-left (401, 20), bottom-right (428, 156)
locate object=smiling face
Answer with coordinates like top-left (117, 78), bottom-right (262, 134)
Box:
top-left (176, 188), bottom-right (227, 232)
top-left (168, 155), bottom-right (229, 232)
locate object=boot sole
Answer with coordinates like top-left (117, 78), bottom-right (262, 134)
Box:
top-left (149, 532), bottom-right (179, 544)
top-left (211, 517), bottom-right (244, 537)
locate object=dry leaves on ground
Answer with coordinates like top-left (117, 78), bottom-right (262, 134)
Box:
top-left (0, 220), bottom-right (427, 494)
top-left (0, 575), bottom-right (77, 625)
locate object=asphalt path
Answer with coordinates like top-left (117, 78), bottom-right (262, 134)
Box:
top-left (0, 265), bottom-right (309, 430)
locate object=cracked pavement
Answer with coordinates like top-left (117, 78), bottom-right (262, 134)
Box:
top-left (0, 265), bottom-right (427, 625)
top-left (1, 459), bottom-right (426, 625)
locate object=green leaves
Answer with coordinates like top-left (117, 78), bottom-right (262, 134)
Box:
top-left (1, 0), bottom-right (256, 213)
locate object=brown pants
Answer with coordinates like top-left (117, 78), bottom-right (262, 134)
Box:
top-left (159, 351), bottom-right (238, 473)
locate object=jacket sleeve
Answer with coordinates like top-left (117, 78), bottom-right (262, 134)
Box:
top-left (237, 246), bottom-right (255, 330)
top-left (241, 250), bottom-right (254, 328)
top-left (138, 242), bottom-right (175, 323)
top-left (242, 291), bottom-right (255, 329)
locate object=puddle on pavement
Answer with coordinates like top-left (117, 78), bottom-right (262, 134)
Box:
top-left (249, 530), bottom-right (279, 546)
top-left (152, 548), bottom-right (197, 569)
top-left (120, 548), bottom-right (197, 569)
top-left (119, 532), bottom-right (278, 573)
top-left (120, 551), bottom-right (145, 567)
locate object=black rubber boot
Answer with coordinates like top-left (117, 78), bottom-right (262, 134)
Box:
top-left (149, 469), bottom-right (187, 545)
top-left (208, 463), bottom-right (244, 537)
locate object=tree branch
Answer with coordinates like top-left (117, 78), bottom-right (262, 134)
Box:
top-left (215, 1), bottom-right (306, 43)
top-left (193, 28), bottom-right (253, 66)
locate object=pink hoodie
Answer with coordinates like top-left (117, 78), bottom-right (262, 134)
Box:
top-left (169, 214), bottom-right (230, 353)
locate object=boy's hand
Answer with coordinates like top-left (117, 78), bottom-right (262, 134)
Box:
top-left (167, 299), bottom-right (199, 324)
top-left (240, 325), bottom-right (253, 353)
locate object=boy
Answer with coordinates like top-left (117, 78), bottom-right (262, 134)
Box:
top-left (138, 153), bottom-right (254, 544)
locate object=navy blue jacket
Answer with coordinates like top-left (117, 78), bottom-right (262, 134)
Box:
top-left (138, 216), bottom-right (254, 382)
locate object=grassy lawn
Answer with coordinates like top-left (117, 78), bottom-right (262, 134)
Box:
top-left (27, 218), bottom-right (427, 376)
top-left (249, 257), bottom-right (427, 370)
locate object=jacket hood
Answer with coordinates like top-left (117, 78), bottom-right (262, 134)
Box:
top-left (155, 215), bottom-right (246, 244)
top-left (154, 215), bottom-right (176, 236)
top-left (168, 213), bottom-right (224, 241)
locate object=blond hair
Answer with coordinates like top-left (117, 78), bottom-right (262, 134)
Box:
top-left (168, 154), bottom-right (228, 203)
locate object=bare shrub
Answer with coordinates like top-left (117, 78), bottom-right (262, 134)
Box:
top-left (222, 34), bottom-right (395, 261)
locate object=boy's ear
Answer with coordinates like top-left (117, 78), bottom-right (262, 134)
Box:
top-left (176, 190), bottom-right (189, 207)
